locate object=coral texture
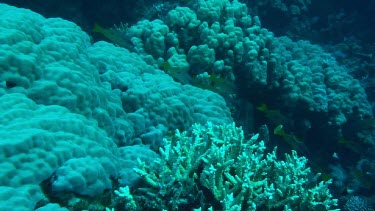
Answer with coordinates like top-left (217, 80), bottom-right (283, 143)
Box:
top-left (129, 122), bottom-right (338, 210)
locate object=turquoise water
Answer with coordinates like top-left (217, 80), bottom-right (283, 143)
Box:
top-left (0, 1), bottom-right (374, 210)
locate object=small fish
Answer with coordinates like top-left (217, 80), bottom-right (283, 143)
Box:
top-left (92, 23), bottom-right (128, 47)
top-left (274, 125), bottom-right (309, 155)
top-left (192, 73), bottom-right (236, 95)
top-left (256, 104), bottom-right (286, 126)
top-left (337, 135), bottom-right (364, 154)
top-left (160, 61), bottom-right (192, 84)
top-left (273, 124), bottom-right (286, 136)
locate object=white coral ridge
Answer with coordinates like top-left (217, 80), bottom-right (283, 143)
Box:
top-left (0, 3), bottom-right (232, 210)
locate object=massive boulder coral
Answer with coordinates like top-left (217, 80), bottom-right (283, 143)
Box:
top-left (87, 41), bottom-right (232, 148)
top-left (0, 3), bottom-right (232, 147)
top-left (268, 37), bottom-right (372, 125)
top-left (0, 3), bottom-right (232, 210)
top-left (120, 0), bottom-right (372, 127)
top-left (0, 93), bottom-right (120, 210)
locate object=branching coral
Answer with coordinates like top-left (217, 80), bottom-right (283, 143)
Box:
top-left (121, 122), bottom-right (338, 210)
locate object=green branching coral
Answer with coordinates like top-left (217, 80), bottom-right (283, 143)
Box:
top-left (123, 122), bottom-right (338, 210)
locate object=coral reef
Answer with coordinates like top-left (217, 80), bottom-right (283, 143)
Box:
top-left (124, 122), bottom-right (338, 210)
